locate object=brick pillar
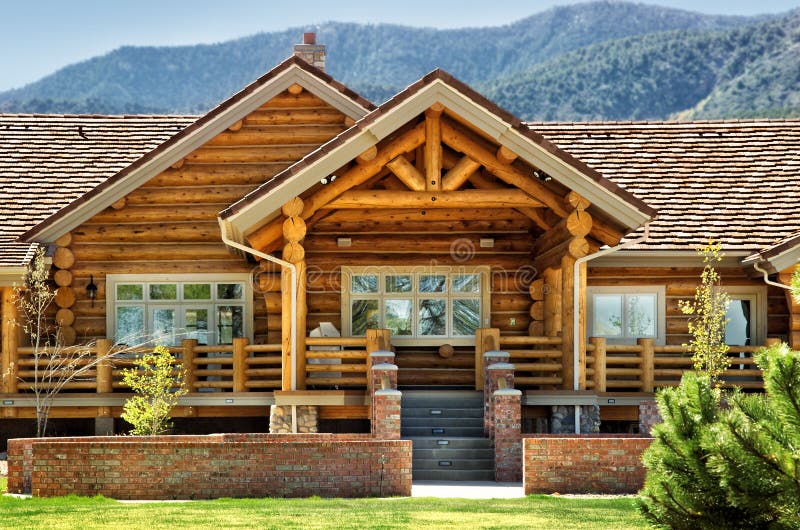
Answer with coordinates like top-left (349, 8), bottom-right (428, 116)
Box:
top-left (639, 400), bottom-right (661, 436)
top-left (493, 388), bottom-right (522, 482)
top-left (372, 389), bottom-right (402, 439)
top-left (371, 362), bottom-right (399, 438)
top-left (486, 360), bottom-right (515, 437)
top-left (484, 351), bottom-right (510, 434)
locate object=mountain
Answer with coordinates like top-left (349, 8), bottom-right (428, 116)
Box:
top-left (0, 1), bottom-right (788, 120)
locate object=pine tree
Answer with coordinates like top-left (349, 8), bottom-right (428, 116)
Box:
top-left (705, 343), bottom-right (800, 528)
top-left (637, 372), bottom-right (751, 529)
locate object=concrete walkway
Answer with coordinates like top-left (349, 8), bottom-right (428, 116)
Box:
top-left (411, 481), bottom-right (525, 499)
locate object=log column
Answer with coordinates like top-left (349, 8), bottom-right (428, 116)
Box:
top-left (2, 286), bottom-right (20, 417)
top-left (542, 267), bottom-right (562, 337)
top-left (281, 197), bottom-right (307, 390)
top-left (52, 233), bottom-right (77, 346)
top-left (528, 279), bottom-right (545, 336)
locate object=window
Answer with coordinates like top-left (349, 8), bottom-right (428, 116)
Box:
top-left (587, 286), bottom-right (665, 344)
top-left (342, 267), bottom-right (490, 345)
top-left (724, 286), bottom-right (767, 346)
top-left (106, 274), bottom-right (252, 346)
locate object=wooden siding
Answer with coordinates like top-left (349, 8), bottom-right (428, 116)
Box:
top-left (59, 89), bottom-right (348, 344)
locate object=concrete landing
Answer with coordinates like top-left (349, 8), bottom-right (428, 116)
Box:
top-left (411, 481), bottom-right (525, 499)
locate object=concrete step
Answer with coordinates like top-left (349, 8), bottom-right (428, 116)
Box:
top-left (412, 469), bottom-right (496, 481)
top-left (414, 458), bottom-right (494, 471)
top-left (401, 417), bottom-right (484, 429)
top-left (401, 407), bottom-right (484, 419)
top-left (402, 426), bottom-right (486, 438)
top-left (401, 390), bottom-right (484, 408)
top-left (407, 437), bottom-right (493, 450)
top-left (413, 448), bottom-right (494, 460)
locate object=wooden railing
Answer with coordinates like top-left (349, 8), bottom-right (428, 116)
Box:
top-left (10, 338), bottom-right (283, 394)
top-left (498, 335), bottom-right (564, 389)
top-left (586, 337), bottom-right (775, 392)
top-left (304, 336), bottom-right (369, 389)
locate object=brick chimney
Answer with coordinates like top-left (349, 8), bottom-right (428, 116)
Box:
top-left (293, 32), bottom-right (326, 71)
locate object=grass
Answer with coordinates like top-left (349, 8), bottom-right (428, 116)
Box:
top-left (0, 489), bottom-right (647, 529)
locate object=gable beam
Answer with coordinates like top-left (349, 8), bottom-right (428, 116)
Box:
top-left (468, 170), bottom-right (552, 232)
top-left (386, 155), bottom-right (426, 191)
top-left (440, 118), bottom-right (569, 218)
top-left (442, 155), bottom-right (481, 191)
top-left (321, 189), bottom-right (545, 210)
top-left (425, 104), bottom-right (444, 191)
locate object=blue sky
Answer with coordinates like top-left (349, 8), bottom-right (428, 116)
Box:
top-left (2, 0), bottom-right (798, 91)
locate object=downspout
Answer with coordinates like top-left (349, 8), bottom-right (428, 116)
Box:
top-left (753, 261), bottom-right (792, 292)
top-left (220, 222), bottom-right (298, 392)
top-left (571, 223), bottom-right (651, 433)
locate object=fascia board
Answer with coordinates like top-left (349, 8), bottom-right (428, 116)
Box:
top-left (0, 267), bottom-right (27, 286)
top-left (29, 66), bottom-right (370, 244)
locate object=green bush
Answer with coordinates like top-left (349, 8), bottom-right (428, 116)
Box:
top-left (638, 345), bottom-right (800, 529)
top-left (121, 346), bottom-right (187, 436)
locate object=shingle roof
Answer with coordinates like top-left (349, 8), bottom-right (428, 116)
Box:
top-left (527, 120), bottom-right (800, 251)
top-left (0, 114), bottom-right (195, 265)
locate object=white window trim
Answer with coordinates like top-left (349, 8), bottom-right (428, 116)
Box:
top-left (106, 273), bottom-right (254, 345)
top-left (725, 285), bottom-right (767, 346)
top-left (587, 285), bottom-right (666, 345)
top-left (341, 265), bottom-right (491, 346)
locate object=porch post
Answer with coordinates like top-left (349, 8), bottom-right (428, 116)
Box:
top-left (2, 287), bottom-right (19, 418)
top-left (474, 328), bottom-right (500, 391)
top-left (560, 256), bottom-right (575, 389)
top-left (282, 197), bottom-right (307, 391)
top-left (483, 351), bottom-right (511, 436)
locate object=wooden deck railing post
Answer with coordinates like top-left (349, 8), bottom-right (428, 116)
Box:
top-left (589, 337), bottom-right (606, 392)
top-left (639, 338), bottom-right (655, 392)
top-left (2, 286), bottom-right (19, 417)
top-left (181, 339), bottom-right (198, 392)
top-left (232, 337), bottom-right (249, 393)
top-left (95, 338), bottom-right (113, 418)
top-left (475, 328), bottom-right (500, 390)
top-left (366, 329), bottom-right (391, 354)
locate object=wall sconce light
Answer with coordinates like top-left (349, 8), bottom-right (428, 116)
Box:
top-left (86, 275), bottom-right (98, 307)
top-left (479, 238), bottom-right (495, 248)
top-left (337, 237), bottom-right (352, 247)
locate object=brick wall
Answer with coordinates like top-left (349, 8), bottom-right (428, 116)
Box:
top-left (524, 435), bottom-right (652, 494)
top-left (8, 433), bottom-right (411, 499)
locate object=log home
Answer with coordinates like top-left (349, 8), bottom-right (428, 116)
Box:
top-left (2, 34), bottom-right (800, 478)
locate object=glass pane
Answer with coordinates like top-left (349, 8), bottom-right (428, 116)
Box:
top-left (385, 299), bottom-right (412, 336)
top-left (626, 295), bottom-right (656, 337)
top-left (217, 305), bottom-right (244, 345)
top-left (351, 275), bottom-right (378, 294)
top-left (149, 283), bottom-right (177, 300)
top-left (152, 308), bottom-right (176, 346)
top-left (419, 299), bottom-right (446, 335)
top-left (420, 275), bottom-right (446, 293)
top-left (217, 283), bottom-right (243, 300)
top-left (116, 306), bottom-right (144, 342)
top-left (453, 299), bottom-right (480, 336)
top-left (116, 284), bottom-right (143, 301)
top-left (385, 275), bottom-right (412, 293)
top-left (351, 299), bottom-right (379, 336)
top-left (725, 299), bottom-right (751, 346)
top-left (594, 295), bottom-right (623, 336)
top-left (184, 283), bottom-right (211, 300)
top-left (452, 274), bottom-right (480, 294)
top-left (185, 308), bottom-right (210, 345)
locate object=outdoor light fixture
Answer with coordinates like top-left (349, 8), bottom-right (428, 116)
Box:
top-left (337, 237), bottom-right (352, 247)
top-left (479, 238), bottom-right (495, 248)
top-left (86, 275), bottom-right (98, 307)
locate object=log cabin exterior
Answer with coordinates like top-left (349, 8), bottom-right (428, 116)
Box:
top-left (3, 35), bottom-right (800, 446)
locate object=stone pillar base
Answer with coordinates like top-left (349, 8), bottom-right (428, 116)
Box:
top-left (550, 404), bottom-right (600, 434)
top-left (269, 405), bottom-right (318, 433)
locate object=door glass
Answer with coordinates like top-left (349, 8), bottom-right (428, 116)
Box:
top-left (185, 308), bottom-right (210, 345)
top-left (152, 308), bottom-right (176, 345)
top-left (725, 299), bottom-right (751, 346)
top-left (217, 305), bottom-right (243, 344)
top-left (116, 306), bottom-right (144, 343)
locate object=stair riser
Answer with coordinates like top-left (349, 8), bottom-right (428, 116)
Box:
top-left (413, 449), bottom-right (494, 460)
top-left (402, 407), bottom-right (484, 419)
top-left (408, 438), bottom-right (493, 450)
top-left (402, 427), bottom-right (485, 437)
top-left (413, 459), bottom-right (494, 471)
top-left (402, 418), bottom-right (483, 429)
top-left (412, 470), bottom-right (495, 481)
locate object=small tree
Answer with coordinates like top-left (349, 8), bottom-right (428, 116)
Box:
top-left (14, 247), bottom-right (123, 437)
top-left (679, 240), bottom-right (731, 383)
top-left (121, 345), bottom-right (187, 436)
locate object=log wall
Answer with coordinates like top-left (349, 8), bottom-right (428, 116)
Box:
top-left (60, 89), bottom-right (348, 344)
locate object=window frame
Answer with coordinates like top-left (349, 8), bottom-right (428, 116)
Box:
top-left (724, 285), bottom-right (767, 346)
top-left (106, 273), bottom-right (253, 346)
top-left (341, 266), bottom-right (491, 346)
top-left (587, 285), bottom-right (666, 345)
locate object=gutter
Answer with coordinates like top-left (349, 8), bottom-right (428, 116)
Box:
top-left (571, 223), bottom-right (651, 433)
top-left (753, 261), bottom-right (793, 293)
top-left (219, 222), bottom-right (298, 393)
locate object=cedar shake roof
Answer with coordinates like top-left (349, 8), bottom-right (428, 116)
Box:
top-left (528, 120), bottom-right (800, 252)
top-left (0, 114), bottom-right (196, 265)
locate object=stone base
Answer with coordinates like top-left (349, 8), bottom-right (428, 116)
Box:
top-left (550, 404), bottom-right (600, 434)
top-left (269, 405), bottom-right (319, 433)
top-left (638, 400), bottom-right (661, 436)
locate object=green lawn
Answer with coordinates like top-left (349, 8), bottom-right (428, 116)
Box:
top-left (0, 486), bottom-right (647, 529)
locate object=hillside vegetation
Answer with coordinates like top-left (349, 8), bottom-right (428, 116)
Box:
top-left (1, 2), bottom-right (797, 120)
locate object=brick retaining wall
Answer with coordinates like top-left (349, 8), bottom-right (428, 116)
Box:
top-left (524, 435), bottom-right (652, 494)
top-left (8, 433), bottom-right (410, 499)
